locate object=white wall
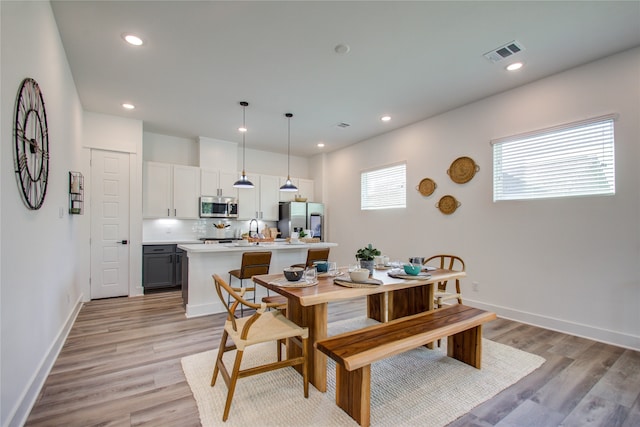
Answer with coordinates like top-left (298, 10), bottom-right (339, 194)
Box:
top-left (325, 47), bottom-right (640, 350)
top-left (143, 132), bottom-right (198, 166)
top-left (243, 147), bottom-right (309, 179)
top-left (143, 131), bottom-right (311, 179)
top-left (1, 2), bottom-right (89, 426)
top-left (198, 136), bottom-right (237, 171)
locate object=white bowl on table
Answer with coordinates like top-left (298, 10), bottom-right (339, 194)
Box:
top-left (349, 268), bottom-right (370, 282)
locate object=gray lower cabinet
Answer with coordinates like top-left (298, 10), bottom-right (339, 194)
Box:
top-left (143, 245), bottom-right (181, 291)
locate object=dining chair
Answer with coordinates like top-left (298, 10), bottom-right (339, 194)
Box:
top-left (291, 247), bottom-right (330, 269)
top-left (228, 251), bottom-right (272, 315)
top-left (424, 255), bottom-right (465, 308)
top-left (211, 274), bottom-right (309, 422)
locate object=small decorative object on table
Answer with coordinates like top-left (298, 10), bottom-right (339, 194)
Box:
top-left (283, 267), bottom-right (304, 281)
top-left (403, 264), bottom-right (422, 276)
top-left (355, 243), bottom-right (381, 276)
top-left (349, 268), bottom-right (370, 282)
top-left (313, 261), bottom-right (328, 273)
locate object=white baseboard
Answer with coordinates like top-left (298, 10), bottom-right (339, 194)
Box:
top-left (186, 300), bottom-right (225, 318)
top-left (5, 294), bottom-right (84, 427)
top-left (465, 298), bottom-right (640, 351)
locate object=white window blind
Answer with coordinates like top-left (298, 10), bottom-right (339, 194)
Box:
top-left (361, 162), bottom-right (406, 210)
top-left (492, 115), bottom-right (616, 201)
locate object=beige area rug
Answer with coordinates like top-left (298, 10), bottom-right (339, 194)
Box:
top-left (182, 317), bottom-right (545, 426)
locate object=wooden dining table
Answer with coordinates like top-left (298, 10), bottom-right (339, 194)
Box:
top-left (253, 266), bottom-right (467, 392)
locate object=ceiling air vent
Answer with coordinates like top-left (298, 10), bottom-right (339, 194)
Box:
top-left (337, 122), bottom-right (350, 128)
top-left (483, 40), bottom-right (525, 63)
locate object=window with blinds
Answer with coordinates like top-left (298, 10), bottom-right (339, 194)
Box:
top-left (361, 162), bottom-right (406, 210)
top-left (492, 115), bottom-right (616, 201)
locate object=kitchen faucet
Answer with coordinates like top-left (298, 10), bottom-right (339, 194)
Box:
top-left (249, 219), bottom-right (259, 238)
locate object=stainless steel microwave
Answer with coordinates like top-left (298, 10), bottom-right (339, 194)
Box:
top-left (199, 196), bottom-right (238, 218)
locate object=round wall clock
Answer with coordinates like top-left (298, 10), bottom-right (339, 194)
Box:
top-left (13, 78), bottom-right (50, 210)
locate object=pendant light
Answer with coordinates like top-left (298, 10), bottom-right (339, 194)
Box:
top-left (233, 101), bottom-right (255, 188)
top-left (280, 113), bottom-right (298, 192)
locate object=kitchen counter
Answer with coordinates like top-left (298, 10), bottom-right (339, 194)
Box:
top-left (143, 239), bottom-right (201, 245)
top-left (178, 241), bottom-right (337, 253)
top-left (179, 242), bottom-right (337, 317)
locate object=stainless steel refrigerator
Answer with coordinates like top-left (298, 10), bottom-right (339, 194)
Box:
top-left (278, 202), bottom-right (325, 241)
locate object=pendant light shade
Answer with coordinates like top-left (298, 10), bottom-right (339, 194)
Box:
top-left (280, 113), bottom-right (298, 192)
top-left (234, 101), bottom-right (255, 188)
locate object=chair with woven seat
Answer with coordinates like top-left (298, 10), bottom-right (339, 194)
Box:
top-left (211, 274), bottom-right (309, 422)
top-left (291, 247), bottom-right (330, 269)
top-left (228, 251), bottom-right (272, 315)
top-left (424, 255), bottom-right (465, 308)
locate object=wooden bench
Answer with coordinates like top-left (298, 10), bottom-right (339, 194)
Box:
top-left (315, 304), bottom-right (496, 427)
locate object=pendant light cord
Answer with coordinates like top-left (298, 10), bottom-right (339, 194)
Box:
top-left (287, 114), bottom-right (291, 178)
top-left (234, 101), bottom-right (254, 188)
top-left (242, 104), bottom-right (246, 173)
top-left (280, 113), bottom-right (297, 192)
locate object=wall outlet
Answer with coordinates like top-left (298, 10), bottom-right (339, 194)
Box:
top-left (472, 281), bottom-right (479, 292)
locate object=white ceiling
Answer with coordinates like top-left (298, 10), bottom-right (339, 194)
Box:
top-left (50, 1), bottom-right (640, 157)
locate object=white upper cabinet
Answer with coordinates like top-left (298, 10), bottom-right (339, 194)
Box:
top-left (143, 162), bottom-right (172, 218)
top-left (143, 161), bottom-right (200, 219)
top-left (278, 177), bottom-right (315, 202)
top-left (219, 171), bottom-right (240, 197)
top-left (172, 165), bottom-right (200, 218)
top-left (238, 174), bottom-right (280, 221)
top-left (201, 168), bottom-right (239, 198)
top-left (259, 174), bottom-right (280, 220)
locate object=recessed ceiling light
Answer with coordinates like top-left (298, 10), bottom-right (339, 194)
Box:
top-left (334, 43), bottom-right (350, 54)
top-left (122, 103), bottom-right (135, 110)
top-left (506, 62), bottom-right (523, 71)
top-left (122, 33), bottom-right (144, 46)
top-left (381, 115), bottom-right (391, 122)
top-left (317, 143), bottom-right (325, 148)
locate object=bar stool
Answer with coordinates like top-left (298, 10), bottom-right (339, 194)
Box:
top-left (228, 251), bottom-right (272, 315)
top-left (291, 247), bottom-right (330, 269)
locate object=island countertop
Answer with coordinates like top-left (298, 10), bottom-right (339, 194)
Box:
top-left (178, 241), bottom-right (337, 253)
top-left (179, 241), bottom-right (338, 317)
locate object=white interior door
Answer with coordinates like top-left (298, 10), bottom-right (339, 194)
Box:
top-left (91, 150), bottom-right (130, 299)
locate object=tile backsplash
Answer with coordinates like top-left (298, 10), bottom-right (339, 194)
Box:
top-left (143, 218), bottom-right (277, 242)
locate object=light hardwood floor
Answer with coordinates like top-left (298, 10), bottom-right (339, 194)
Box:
top-left (25, 291), bottom-right (640, 426)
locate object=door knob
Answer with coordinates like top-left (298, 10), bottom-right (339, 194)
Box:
top-left (117, 240), bottom-right (128, 245)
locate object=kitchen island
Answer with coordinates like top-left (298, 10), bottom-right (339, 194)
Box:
top-left (177, 241), bottom-right (337, 317)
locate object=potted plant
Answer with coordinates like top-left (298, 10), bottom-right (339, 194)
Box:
top-left (355, 243), bottom-right (381, 275)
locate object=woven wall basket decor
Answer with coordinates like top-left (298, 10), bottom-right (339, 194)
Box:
top-left (416, 178), bottom-right (437, 196)
top-left (447, 156), bottom-right (479, 184)
top-left (435, 194), bottom-right (461, 215)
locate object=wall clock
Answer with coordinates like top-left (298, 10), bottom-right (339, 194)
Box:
top-left (13, 78), bottom-right (50, 210)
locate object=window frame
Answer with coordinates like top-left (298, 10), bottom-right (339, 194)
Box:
top-left (360, 161), bottom-right (407, 211)
top-left (492, 114), bottom-right (616, 202)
